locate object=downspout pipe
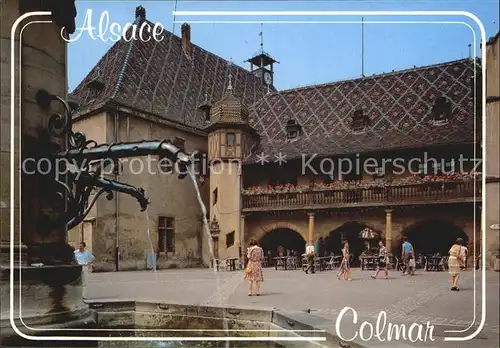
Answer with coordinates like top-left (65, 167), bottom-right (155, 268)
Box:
top-left (114, 111), bottom-right (119, 272)
top-left (237, 164), bottom-right (242, 263)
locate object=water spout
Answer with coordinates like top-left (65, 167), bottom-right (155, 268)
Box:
top-left (144, 213), bottom-right (158, 281)
top-left (187, 169), bottom-right (230, 340)
top-left (56, 139), bottom-right (193, 179)
top-left (66, 174), bottom-right (150, 230)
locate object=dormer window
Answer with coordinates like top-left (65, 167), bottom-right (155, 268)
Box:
top-left (198, 104), bottom-right (211, 121)
top-left (86, 68), bottom-right (105, 99)
top-left (198, 94), bottom-right (212, 122)
top-left (351, 109), bottom-right (370, 134)
top-left (429, 96), bottom-right (452, 126)
top-left (286, 119), bottom-right (302, 141)
top-left (67, 95), bottom-right (79, 112)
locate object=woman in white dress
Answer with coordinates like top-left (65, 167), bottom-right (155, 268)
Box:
top-left (448, 238), bottom-right (464, 291)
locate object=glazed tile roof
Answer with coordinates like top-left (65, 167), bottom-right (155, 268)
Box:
top-left (70, 20), bottom-right (272, 129)
top-left (246, 59), bottom-right (481, 162)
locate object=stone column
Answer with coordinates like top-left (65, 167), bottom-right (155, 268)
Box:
top-left (385, 209), bottom-right (393, 253)
top-left (238, 214), bottom-right (245, 254)
top-left (0, 2), bottom-right (89, 333)
top-left (308, 212), bottom-right (315, 244)
top-left (240, 214), bottom-right (246, 264)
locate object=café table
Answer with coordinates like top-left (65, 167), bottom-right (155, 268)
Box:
top-left (425, 256), bottom-right (443, 271)
top-left (360, 256), bottom-right (378, 271)
top-left (274, 256), bottom-right (289, 270)
top-left (226, 257), bottom-right (239, 271)
top-left (316, 256), bottom-right (332, 271)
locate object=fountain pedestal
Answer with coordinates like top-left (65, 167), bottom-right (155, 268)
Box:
top-left (0, 1), bottom-right (95, 345)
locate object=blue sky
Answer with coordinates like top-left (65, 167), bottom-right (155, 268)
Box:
top-left (68, 0), bottom-right (499, 92)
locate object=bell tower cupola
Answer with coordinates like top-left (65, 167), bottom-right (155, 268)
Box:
top-left (205, 71), bottom-right (258, 160)
top-left (246, 25), bottom-right (278, 90)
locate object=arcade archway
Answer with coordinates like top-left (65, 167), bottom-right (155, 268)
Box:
top-left (259, 228), bottom-right (306, 259)
top-left (327, 222), bottom-right (382, 264)
top-left (401, 219), bottom-right (469, 255)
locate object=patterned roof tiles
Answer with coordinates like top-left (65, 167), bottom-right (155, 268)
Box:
top-left (245, 59), bottom-right (481, 162)
top-left (70, 20), bottom-right (272, 129)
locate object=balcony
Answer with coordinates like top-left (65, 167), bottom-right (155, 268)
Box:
top-left (242, 180), bottom-right (481, 212)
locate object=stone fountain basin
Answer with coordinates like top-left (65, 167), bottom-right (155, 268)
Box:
top-left (84, 300), bottom-right (366, 348)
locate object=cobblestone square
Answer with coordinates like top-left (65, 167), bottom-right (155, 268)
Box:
top-left (86, 268), bottom-right (499, 347)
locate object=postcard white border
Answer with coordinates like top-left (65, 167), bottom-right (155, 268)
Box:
top-left (9, 9), bottom-right (486, 343)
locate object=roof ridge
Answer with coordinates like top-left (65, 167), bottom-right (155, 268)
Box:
top-left (154, 21), bottom-right (267, 90)
top-left (70, 40), bottom-right (124, 94)
top-left (272, 58), bottom-right (476, 96)
top-left (111, 16), bottom-right (144, 99)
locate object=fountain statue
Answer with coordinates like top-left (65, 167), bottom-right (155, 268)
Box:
top-left (0, 2), bottom-right (196, 344)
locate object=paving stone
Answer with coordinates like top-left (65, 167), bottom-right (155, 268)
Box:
top-left (84, 268), bottom-right (499, 347)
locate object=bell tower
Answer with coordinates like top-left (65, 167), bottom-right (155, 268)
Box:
top-left (247, 26), bottom-right (278, 90)
top-left (204, 73), bottom-right (259, 265)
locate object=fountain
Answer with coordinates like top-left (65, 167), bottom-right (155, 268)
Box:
top-left (1, 84), bottom-right (197, 344)
top-left (0, 3), bottom-right (332, 346)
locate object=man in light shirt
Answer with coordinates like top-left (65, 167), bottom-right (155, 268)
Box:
top-left (74, 242), bottom-right (95, 299)
top-left (304, 241), bottom-right (316, 274)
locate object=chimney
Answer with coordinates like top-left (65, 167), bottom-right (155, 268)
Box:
top-left (135, 6), bottom-right (146, 22)
top-left (181, 23), bottom-right (192, 57)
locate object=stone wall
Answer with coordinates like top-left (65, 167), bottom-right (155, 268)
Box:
top-left (72, 111), bottom-right (210, 271)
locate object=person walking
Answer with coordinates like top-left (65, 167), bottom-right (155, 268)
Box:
top-left (304, 240), bottom-right (316, 274)
top-left (74, 242), bottom-right (95, 299)
top-left (337, 240), bottom-right (352, 281)
top-left (244, 239), bottom-right (264, 296)
top-left (401, 236), bottom-right (415, 275)
top-left (371, 240), bottom-right (389, 279)
top-left (460, 242), bottom-right (468, 270)
top-left (448, 238), bottom-right (464, 291)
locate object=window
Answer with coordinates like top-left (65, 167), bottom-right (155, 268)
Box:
top-left (158, 216), bottom-right (175, 253)
top-left (198, 95), bottom-right (211, 122)
top-left (268, 170), bottom-right (298, 186)
top-left (351, 109), bottom-right (370, 134)
top-left (199, 106), bottom-right (211, 121)
top-left (373, 167), bottom-right (385, 178)
top-left (226, 133), bottom-right (235, 147)
top-left (324, 175), bottom-right (335, 184)
top-left (226, 231), bottom-right (235, 248)
top-left (418, 160), bottom-right (455, 176)
top-left (212, 187), bottom-right (218, 205)
top-left (430, 96), bottom-right (452, 126)
top-left (286, 119), bottom-right (302, 141)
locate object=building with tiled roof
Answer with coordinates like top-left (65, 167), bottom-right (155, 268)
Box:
top-left (69, 6), bottom-right (489, 271)
top-left (71, 7), bottom-right (272, 130)
top-left (246, 59), bottom-right (480, 161)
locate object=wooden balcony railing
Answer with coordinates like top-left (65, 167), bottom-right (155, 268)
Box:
top-left (242, 181), bottom-right (481, 211)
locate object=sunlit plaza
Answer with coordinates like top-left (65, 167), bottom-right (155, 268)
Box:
top-left (1, 0), bottom-right (499, 347)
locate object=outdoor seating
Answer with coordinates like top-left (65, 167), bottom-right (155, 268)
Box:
top-left (325, 255), bottom-right (342, 270)
top-left (439, 256), bottom-right (448, 271)
top-left (392, 256), bottom-right (403, 271)
top-left (415, 254), bottom-right (426, 269)
top-left (424, 254), bottom-right (443, 271)
top-left (274, 256), bottom-right (289, 270)
top-left (360, 256), bottom-right (377, 270)
top-left (286, 256), bottom-right (297, 270)
top-left (301, 255), bottom-right (308, 271)
top-left (262, 258), bottom-right (268, 268)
